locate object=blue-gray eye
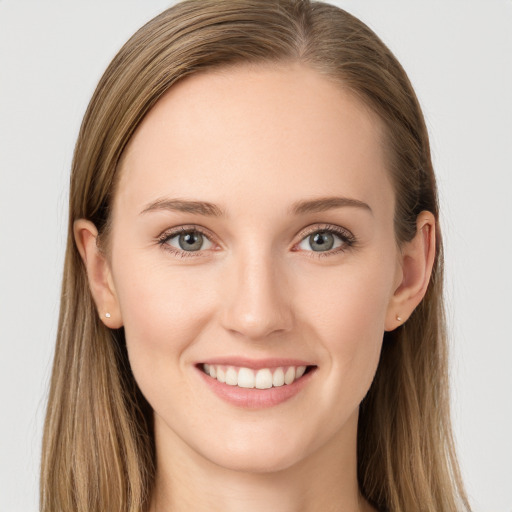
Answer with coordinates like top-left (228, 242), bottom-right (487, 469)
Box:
top-left (166, 230), bottom-right (213, 252)
top-left (298, 230), bottom-right (344, 252)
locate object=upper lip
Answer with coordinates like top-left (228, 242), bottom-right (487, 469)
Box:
top-left (198, 357), bottom-right (315, 370)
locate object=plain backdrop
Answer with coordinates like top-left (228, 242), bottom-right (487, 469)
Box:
top-left (1, 1), bottom-right (511, 511)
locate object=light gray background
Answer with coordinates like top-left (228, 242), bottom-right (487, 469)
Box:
top-left (1, 1), bottom-right (511, 511)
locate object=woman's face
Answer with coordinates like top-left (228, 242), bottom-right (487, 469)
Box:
top-left (109, 62), bottom-right (402, 472)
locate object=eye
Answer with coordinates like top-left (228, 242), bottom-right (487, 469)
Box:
top-left (159, 227), bottom-right (214, 256)
top-left (157, 224), bottom-right (355, 259)
top-left (296, 225), bottom-right (355, 256)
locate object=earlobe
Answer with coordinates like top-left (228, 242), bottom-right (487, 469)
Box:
top-left (73, 219), bottom-right (123, 328)
top-left (385, 211), bottom-right (436, 331)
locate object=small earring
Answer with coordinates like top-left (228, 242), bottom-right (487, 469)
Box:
top-left (105, 312), bottom-right (111, 318)
top-left (396, 314), bottom-right (403, 322)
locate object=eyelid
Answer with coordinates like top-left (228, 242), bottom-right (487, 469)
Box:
top-left (292, 223), bottom-right (356, 257)
top-left (294, 223), bottom-right (355, 244)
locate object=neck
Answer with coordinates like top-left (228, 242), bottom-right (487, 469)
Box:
top-left (149, 411), bottom-right (374, 512)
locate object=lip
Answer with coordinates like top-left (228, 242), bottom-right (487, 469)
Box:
top-left (199, 357), bottom-right (314, 370)
top-left (195, 362), bottom-right (317, 409)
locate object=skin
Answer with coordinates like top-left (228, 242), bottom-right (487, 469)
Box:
top-left (75, 62), bottom-right (435, 512)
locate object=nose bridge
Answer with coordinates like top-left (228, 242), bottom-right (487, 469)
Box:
top-left (220, 241), bottom-right (292, 340)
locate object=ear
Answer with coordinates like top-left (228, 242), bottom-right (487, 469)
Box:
top-left (73, 219), bottom-right (123, 328)
top-left (385, 211), bottom-right (436, 331)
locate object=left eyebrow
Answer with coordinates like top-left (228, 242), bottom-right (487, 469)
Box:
top-left (289, 196), bottom-right (373, 216)
top-left (139, 198), bottom-right (226, 217)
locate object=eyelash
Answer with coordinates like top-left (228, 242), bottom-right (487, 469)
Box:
top-left (156, 224), bottom-right (356, 260)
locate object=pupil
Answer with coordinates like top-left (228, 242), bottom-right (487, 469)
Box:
top-left (179, 232), bottom-right (203, 251)
top-left (311, 232), bottom-right (334, 251)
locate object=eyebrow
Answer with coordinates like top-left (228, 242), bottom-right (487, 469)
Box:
top-left (289, 196), bottom-right (372, 216)
top-left (140, 198), bottom-right (225, 217)
top-left (139, 196), bottom-right (372, 217)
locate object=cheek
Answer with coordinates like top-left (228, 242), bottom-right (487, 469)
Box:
top-left (297, 253), bottom-right (395, 398)
top-left (300, 253), bottom-right (394, 335)
top-left (112, 255), bottom-right (217, 391)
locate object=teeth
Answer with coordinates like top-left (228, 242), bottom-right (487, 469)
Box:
top-left (272, 368), bottom-right (285, 387)
top-left (217, 367), bottom-right (226, 383)
top-left (203, 364), bottom-right (310, 389)
top-left (255, 368), bottom-right (273, 389)
top-left (284, 367), bottom-right (295, 385)
top-left (238, 367), bottom-right (255, 388)
top-left (225, 367), bottom-right (238, 386)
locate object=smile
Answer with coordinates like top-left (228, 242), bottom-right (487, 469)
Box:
top-left (201, 363), bottom-right (310, 389)
top-left (196, 360), bottom-right (317, 409)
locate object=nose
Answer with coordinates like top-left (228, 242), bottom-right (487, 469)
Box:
top-left (219, 247), bottom-right (293, 340)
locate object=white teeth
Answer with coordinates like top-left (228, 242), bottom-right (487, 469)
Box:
top-left (202, 364), bottom-right (311, 389)
top-left (284, 367), bottom-right (295, 385)
top-left (255, 369), bottom-right (273, 389)
top-left (272, 367), bottom-right (285, 387)
top-left (225, 367), bottom-right (238, 386)
top-left (216, 366), bottom-right (226, 383)
top-left (238, 367), bottom-right (255, 388)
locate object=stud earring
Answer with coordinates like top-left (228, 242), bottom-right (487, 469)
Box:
top-left (396, 314), bottom-right (403, 322)
top-left (105, 312), bottom-right (111, 318)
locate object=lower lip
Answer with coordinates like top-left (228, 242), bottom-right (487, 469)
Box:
top-left (196, 366), bottom-right (317, 409)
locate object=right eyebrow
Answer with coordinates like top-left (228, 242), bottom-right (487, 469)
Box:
top-left (139, 198), bottom-right (226, 217)
top-left (289, 196), bottom-right (373, 216)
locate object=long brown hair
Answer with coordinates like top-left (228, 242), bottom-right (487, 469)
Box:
top-left (41, 1), bottom-right (470, 511)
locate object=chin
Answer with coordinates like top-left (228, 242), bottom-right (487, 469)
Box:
top-left (207, 447), bottom-right (304, 475)
top-left (194, 427), bottom-right (317, 475)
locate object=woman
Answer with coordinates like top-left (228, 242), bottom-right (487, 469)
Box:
top-left (40, 1), bottom-right (470, 511)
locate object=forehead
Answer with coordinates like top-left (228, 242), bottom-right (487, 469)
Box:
top-left (115, 62), bottom-right (393, 221)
